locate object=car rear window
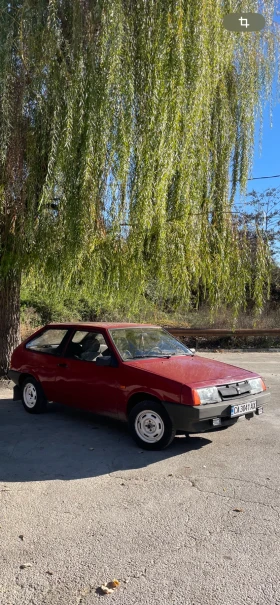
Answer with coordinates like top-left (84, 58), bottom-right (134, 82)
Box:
top-left (26, 329), bottom-right (68, 355)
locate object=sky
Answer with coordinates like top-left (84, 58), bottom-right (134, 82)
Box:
top-left (247, 99), bottom-right (280, 197)
top-left (232, 12), bottom-right (280, 262)
top-left (233, 12), bottom-right (280, 258)
top-left (234, 96), bottom-right (280, 259)
top-left (235, 12), bottom-right (280, 207)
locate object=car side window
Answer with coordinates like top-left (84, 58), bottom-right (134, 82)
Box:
top-left (65, 331), bottom-right (110, 362)
top-left (26, 329), bottom-right (68, 355)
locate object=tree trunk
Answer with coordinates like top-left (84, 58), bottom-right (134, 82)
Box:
top-left (0, 274), bottom-right (21, 376)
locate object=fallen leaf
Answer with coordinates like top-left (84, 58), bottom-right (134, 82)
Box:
top-left (100, 585), bottom-right (114, 594)
top-left (233, 507), bottom-right (244, 513)
top-left (168, 473), bottom-right (173, 477)
top-left (107, 579), bottom-right (120, 589)
top-left (99, 579), bottom-right (120, 594)
top-left (20, 563), bottom-right (32, 569)
top-left (19, 535), bottom-right (24, 541)
top-left (46, 571), bottom-right (53, 575)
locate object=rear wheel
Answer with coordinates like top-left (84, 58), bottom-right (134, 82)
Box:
top-left (21, 377), bottom-right (47, 414)
top-left (128, 400), bottom-right (176, 450)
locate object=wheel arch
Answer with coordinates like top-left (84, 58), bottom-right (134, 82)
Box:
top-left (18, 372), bottom-right (37, 386)
top-left (126, 392), bottom-right (162, 417)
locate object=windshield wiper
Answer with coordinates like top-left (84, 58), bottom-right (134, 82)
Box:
top-left (130, 355), bottom-right (156, 358)
top-left (130, 354), bottom-right (175, 359)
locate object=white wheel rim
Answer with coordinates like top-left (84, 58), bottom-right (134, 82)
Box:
top-left (135, 410), bottom-right (165, 443)
top-left (23, 383), bottom-right (37, 408)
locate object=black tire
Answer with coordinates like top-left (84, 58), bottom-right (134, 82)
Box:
top-left (21, 376), bottom-right (47, 414)
top-left (128, 400), bottom-right (176, 450)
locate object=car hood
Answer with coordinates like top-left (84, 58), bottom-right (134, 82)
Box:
top-left (125, 354), bottom-right (258, 387)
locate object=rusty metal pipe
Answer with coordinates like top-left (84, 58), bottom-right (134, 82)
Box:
top-left (165, 328), bottom-right (280, 337)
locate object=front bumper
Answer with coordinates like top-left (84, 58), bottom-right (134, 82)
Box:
top-left (162, 391), bottom-right (270, 433)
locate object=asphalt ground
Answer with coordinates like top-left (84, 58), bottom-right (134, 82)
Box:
top-left (0, 352), bottom-right (279, 605)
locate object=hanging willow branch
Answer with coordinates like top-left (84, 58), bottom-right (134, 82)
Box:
top-left (0, 0), bottom-right (279, 312)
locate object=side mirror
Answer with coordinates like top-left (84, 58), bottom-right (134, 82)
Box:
top-left (96, 355), bottom-right (112, 366)
top-left (96, 355), bottom-right (118, 367)
top-left (189, 348), bottom-right (196, 355)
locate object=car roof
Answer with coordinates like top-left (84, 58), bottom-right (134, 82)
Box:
top-left (46, 322), bottom-right (160, 330)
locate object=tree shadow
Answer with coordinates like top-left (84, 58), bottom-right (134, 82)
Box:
top-left (0, 393), bottom-right (212, 483)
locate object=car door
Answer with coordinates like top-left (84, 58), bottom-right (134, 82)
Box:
top-left (23, 327), bottom-right (71, 402)
top-left (55, 329), bottom-right (122, 416)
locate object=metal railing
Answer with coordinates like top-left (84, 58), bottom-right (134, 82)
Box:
top-left (165, 327), bottom-right (280, 338)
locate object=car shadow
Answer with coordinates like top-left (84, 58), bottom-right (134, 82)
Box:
top-left (0, 393), bottom-right (212, 483)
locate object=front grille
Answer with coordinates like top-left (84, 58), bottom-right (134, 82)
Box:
top-left (218, 381), bottom-right (251, 400)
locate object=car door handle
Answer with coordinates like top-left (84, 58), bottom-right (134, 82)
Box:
top-left (57, 363), bottom-right (68, 368)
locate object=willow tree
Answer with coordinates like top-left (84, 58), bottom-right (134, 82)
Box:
top-left (0, 0), bottom-right (279, 373)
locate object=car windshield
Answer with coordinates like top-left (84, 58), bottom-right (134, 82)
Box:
top-left (109, 327), bottom-right (192, 361)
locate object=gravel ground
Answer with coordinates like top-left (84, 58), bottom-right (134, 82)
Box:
top-left (0, 352), bottom-right (279, 605)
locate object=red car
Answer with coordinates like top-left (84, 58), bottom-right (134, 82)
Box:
top-left (8, 322), bottom-right (270, 450)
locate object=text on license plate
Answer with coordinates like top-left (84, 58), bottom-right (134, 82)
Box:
top-left (231, 401), bottom-right (257, 417)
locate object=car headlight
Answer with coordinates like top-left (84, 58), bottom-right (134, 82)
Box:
top-left (248, 378), bottom-right (266, 394)
top-left (195, 387), bottom-right (221, 405)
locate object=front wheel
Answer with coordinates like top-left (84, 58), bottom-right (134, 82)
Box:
top-left (128, 401), bottom-right (176, 450)
top-left (21, 377), bottom-right (47, 414)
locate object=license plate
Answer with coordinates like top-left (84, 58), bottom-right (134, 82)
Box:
top-left (231, 400), bottom-right (257, 418)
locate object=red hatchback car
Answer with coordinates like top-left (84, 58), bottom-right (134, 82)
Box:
top-left (8, 322), bottom-right (270, 450)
